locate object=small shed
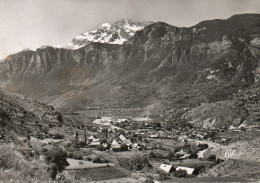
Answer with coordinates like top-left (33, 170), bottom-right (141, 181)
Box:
top-left (159, 164), bottom-right (174, 173)
top-left (122, 139), bottom-right (132, 146)
top-left (119, 134), bottom-right (127, 141)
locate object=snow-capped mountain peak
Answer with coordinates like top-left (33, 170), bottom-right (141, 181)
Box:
top-left (98, 23), bottom-right (111, 29)
top-left (71, 19), bottom-right (153, 47)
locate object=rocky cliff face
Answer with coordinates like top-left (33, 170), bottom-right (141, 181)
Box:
top-left (0, 14), bottom-right (259, 111)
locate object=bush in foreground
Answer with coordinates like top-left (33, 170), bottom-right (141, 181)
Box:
top-left (68, 150), bottom-right (84, 160)
top-left (157, 169), bottom-right (171, 181)
top-left (174, 169), bottom-right (188, 178)
top-left (207, 154), bottom-right (216, 161)
top-left (93, 157), bottom-right (109, 163)
top-left (193, 165), bottom-right (206, 175)
top-left (44, 147), bottom-right (69, 180)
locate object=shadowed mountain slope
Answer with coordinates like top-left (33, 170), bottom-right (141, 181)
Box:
top-left (0, 14), bottom-right (259, 112)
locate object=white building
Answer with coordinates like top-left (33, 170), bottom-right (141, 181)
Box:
top-left (159, 164), bottom-right (174, 173)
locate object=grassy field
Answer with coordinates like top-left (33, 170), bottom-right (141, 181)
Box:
top-left (168, 176), bottom-right (252, 183)
top-left (148, 138), bottom-right (186, 149)
top-left (170, 159), bottom-right (215, 167)
top-left (66, 158), bottom-right (114, 170)
top-left (72, 167), bottom-right (127, 181)
top-left (88, 177), bottom-right (141, 183)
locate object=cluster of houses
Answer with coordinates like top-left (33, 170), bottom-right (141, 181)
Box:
top-left (86, 134), bottom-right (144, 152)
top-left (171, 125), bottom-right (228, 141)
top-left (132, 127), bottom-right (214, 141)
top-left (111, 116), bottom-right (228, 141)
top-left (112, 120), bottom-right (162, 131)
top-left (84, 116), bottom-right (230, 145)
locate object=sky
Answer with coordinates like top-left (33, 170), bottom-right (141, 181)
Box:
top-left (0, 0), bottom-right (260, 58)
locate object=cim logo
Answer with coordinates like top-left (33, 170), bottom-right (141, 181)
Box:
top-left (225, 149), bottom-right (236, 159)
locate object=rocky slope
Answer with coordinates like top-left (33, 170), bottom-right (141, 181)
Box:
top-left (0, 14), bottom-right (259, 112)
top-left (181, 100), bottom-right (242, 128)
top-left (0, 89), bottom-right (62, 136)
top-left (181, 83), bottom-right (260, 129)
top-left (200, 138), bottom-right (260, 179)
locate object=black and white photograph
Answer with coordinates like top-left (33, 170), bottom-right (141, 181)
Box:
top-left (0, 0), bottom-right (260, 182)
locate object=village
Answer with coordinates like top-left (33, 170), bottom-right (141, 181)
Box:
top-left (10, 111), bottom-right (256, 182)
top-left (1, 89), bottom-right (259, 182)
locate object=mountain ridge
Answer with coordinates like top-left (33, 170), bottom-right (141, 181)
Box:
top-left (44, 19), bottom-right (153, 50)
top-left (0, 14), bottom-right (259, 116)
